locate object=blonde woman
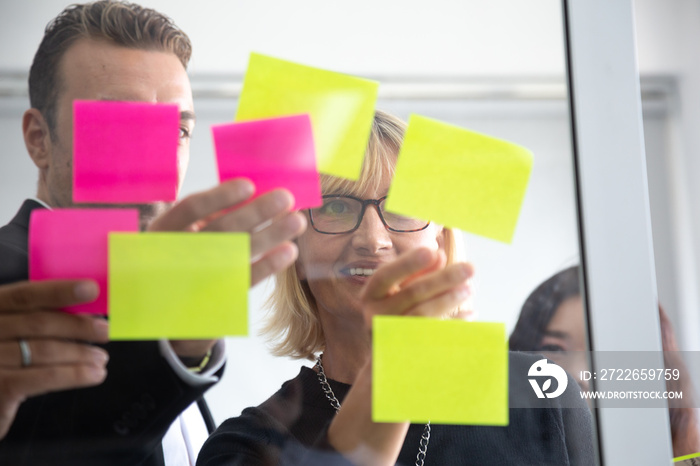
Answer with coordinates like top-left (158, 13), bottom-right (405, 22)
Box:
top-left (198, 111), bottom-right (594, 465)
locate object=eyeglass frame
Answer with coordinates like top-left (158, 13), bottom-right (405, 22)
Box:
top-left (307, 194), bottom-right (431, 235)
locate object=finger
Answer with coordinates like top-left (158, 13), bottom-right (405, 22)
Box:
top-left (148, 179), bottom-right (255, 231)
top-left (200, 189), bottom-right (294, 233)
top-left (453, 309), bottom-right (477, 321)
top-left (398, 250), bottom-right (447, 289)
top-left (362, 248), bottom-right (438, 301)
top-left (0, 312), bottom-right (109, 343)
top-left (0, 404), bottom-right (17, 440)
top-left (251, 242), bottom-right (299, 287)
top-left (0, 363), bottom-right (107, 406)
top-left (380, 262), bottom-right (473, 315)
top-left (250, 212), bottom-right (306, 260)
top-left (403, 283), bottom-right (472, 318)
top-left (0, 280), bottom-right (99, 313)
top-left (0, 340), bottom-right (108, 368)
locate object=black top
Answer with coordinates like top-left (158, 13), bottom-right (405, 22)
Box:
top-left (198, 352), bottom-right (595, 465)
top-left (0, 200), bottom-right (220, 466)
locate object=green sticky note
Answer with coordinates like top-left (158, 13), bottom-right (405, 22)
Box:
top-left (235, 53), bottom-right (379, 180)
top-left (373, 316), bottom-right (508, 425)
top-left (385, 115), bottom-right (533, 243)
top-left (108, 233), bottom-right (250, 339)
top-left (675, 451), bottom-right (700, 463)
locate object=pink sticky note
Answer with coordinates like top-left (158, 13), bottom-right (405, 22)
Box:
top-left (29, 209), bottom-right (139, 315)
top-left (212, 114), bottom-right (322, 210)
top-left (73, 100), bottom-right (180, 203)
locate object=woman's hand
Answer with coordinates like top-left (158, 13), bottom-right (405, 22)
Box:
top-left (360, 247), bottom-right (474, 324)
top-left (327, 248), bottom-right (474, 465)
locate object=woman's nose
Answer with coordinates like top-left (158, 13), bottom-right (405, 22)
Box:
top-left (351, 205), bottom-right (392, 253)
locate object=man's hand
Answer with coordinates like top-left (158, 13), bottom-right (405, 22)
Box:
top-left (0, 279), bottom-right (109, 440)
top-left (148, 179), bottom-right (307, 359)
top-left (149, 179), bottom-right (306, 286)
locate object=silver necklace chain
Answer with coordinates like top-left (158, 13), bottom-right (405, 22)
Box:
top-left (315, 355), bottom-right (431, 466)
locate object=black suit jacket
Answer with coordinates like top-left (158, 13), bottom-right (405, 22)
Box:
top-left (0, 200), bottom-right (219, 465)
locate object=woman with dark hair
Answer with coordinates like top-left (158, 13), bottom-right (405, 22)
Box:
top-left (509, 265), bottom-right (580, 354)
top-left (510, 266), bottom-right (700, 458)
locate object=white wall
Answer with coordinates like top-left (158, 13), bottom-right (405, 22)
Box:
top-left (0, 0), bottom-right (566, 76)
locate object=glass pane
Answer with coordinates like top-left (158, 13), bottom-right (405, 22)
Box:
top-left (0, 1), bottom-right (604, 464)
top-left (189, 1), bottom-right (599, 464)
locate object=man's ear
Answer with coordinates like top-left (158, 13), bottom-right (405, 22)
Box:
top-left (22, 108), bottom-right (52, 170)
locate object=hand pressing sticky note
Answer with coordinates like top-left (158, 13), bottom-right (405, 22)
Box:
top-left (109, 233), bottom-right (249, 340)
top-left (212, 114), bottom-right (321, 210)
top-left (385, 115), bottom-right (533, 243)
top-left (373, 316), bottom-right (508, 425)
top-left (235, 53), bottom-right (378, 180)
top-left (73, 100), bottom-right (180, 203)
top-left (29, 208), bottom-right (139, 315)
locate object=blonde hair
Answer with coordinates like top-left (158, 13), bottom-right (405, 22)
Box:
top-left (263, 110), bottom-right (458, 360)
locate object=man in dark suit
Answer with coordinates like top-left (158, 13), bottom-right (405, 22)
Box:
top-left (0, 1), bottom-right (306, 465)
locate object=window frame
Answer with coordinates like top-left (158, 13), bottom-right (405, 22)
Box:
top-left (564, 0), bottom-right (674, 463)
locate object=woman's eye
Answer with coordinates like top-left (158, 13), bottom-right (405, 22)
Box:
top-left (537, 343), bottom-right (566, 352)
top-left (179, 127), bottom-right (191, 140)
top-left (322, 201), bottom-right (348, 215)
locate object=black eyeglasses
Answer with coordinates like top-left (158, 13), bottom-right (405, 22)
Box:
top-left (308, 195), bottom-right (430, 234)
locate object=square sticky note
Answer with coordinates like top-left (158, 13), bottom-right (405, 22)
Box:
top-left (108, 233), bottom-right (250, 339)
top-left (29, 208), bottom-right (139, 315)
top-left (373, 316), bottom-right (508, 425)
top-left (212, 114), bottom-right (321, 209)
top-left (385, 115), bottom-right (533, 243)
top-left (235, 53), bottom-right (379, 180)
top-left (73, 100), bottom-right (180, 203)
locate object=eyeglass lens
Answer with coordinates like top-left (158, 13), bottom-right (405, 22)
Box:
top-left (311, 197), bottom-right (428, 233)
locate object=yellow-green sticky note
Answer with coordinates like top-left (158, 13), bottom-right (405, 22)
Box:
top-left (675, 451), bottom-right (700, 463)
top-left (385, 115), bottom-right (533, 243)
top-left (108, 233), bottom-right (250, 339)
top-left (235, 53), bottom-right (379, 180)
top-left (372, 316), bottom-right (508, 425)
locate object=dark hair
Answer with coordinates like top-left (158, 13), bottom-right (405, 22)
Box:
top-left (510, 266), bottom-right (700, 456)
top-left (28, 0), bottom-right (192, 136)
top-left (509, 265), bottom-right (581, 351)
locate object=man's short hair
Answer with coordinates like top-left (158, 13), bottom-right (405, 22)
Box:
top-left (29, 0), bottom-right (192, 136)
